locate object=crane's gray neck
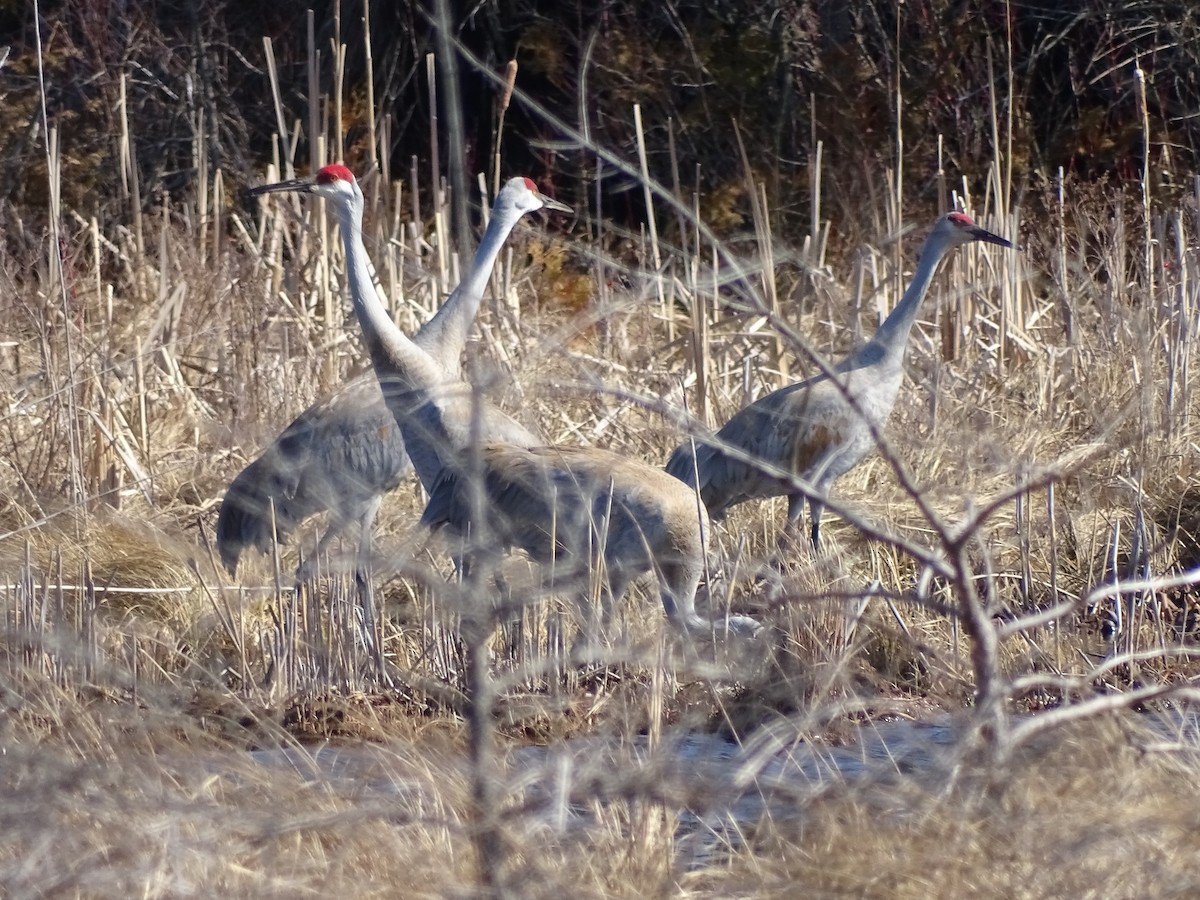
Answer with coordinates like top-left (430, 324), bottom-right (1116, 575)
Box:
top-left (334, 203), bottom-right (443, 390)
top-left (415, 200), bottom-right (525, 374)
top-left (852, 232), bottom-right (952, 374)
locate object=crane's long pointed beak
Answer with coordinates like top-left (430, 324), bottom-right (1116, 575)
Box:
top-left (970, 225), bottom-right (1013, 249)
top-left (249, 176), bottom-right (316, 197)
top-left (539, 195), bottom-right (573, 214)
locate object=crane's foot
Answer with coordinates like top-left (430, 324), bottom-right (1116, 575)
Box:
top-left (715, 614), bottom-right (763, 638)
top-left (679, 612), bottom-right (762, 640)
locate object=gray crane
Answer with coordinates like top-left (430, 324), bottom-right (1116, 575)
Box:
top-left (215, 372), bottom-right (403, 580)
top-left (254, 164), bottom-right (757, 638)
top-left (666, 211), bottom-right (1013, 545)
top-left (216, 175), bottom-right (570, 581)
top-left (420, 443), bottom-right (762, 638)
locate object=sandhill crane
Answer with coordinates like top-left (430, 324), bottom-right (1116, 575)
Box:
top-left (215, 372), bottom-right (403, 579)
top-left (255, 165), bottom-right (757, 638)
top-left (420, 443), bottom-right (762, 638)
top-left (666, 211), bottom-right (1013, 545)
top-left (216, 175), bottom-right (570, 580)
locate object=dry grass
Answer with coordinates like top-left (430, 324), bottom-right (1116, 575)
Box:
top-left (692, 716), bottom-right (1200, 899)
top-left (2, 14), bottom-right (1200, 897)
top-left (0, 670), bottom-right (476, 897)
top-left (3, 667), bottom-right (1199, 897)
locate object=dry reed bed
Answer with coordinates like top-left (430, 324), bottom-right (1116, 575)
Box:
top-left (3, 667), bottom-right (1199, 897)
top-left (1, 20), bottom-right (1200, 895)
top-left (2, 140), bottom-right (1199, 706)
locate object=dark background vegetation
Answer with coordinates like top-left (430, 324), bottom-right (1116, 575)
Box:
top-left (1, 0), bottom-right (1195, 243)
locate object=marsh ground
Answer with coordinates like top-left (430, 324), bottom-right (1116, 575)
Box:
top-left (4, 4), bottom-right (1200, 895)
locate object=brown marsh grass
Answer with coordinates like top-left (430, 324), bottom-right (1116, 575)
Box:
top-left (2, 12), bottom-right (1200, 897)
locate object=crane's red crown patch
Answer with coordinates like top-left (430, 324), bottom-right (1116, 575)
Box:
top-left (317, 164), bottom-right (356, 185)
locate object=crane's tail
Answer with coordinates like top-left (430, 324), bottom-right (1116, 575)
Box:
top-left (664, 440), bottom-right (700, 485)
top-left (215, 459), bottom-right (298, 574)
top-left (417, 466), bottom-right (457, 532)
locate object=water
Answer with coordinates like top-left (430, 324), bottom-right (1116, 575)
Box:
top-left (233, 717), bottom-right (969, 865)
top-left (233, 710), bottom-right (1200, 868)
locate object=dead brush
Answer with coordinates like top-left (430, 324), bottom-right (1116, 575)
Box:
top-left (3, 5), bottom-right (1200, 896)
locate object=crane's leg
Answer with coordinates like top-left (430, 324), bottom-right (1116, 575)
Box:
top-left (766, 493), bottom-right (809, 568)
top-left (457, 547), bottom-right (518, 669)
top-left (494, 567), bottom-right (522, 671)
top-left (353, 497), bottom-right (388, 683)
top-left (569, 562), bottom-right (602, 658)
top-left (601, 567), bottom-right (630, 634)
top-left (295, 523), bottom-right (345, 586)
top-left (563, 554), bottom-right (621, 662)
top-left (295, 507), bottom-right (362, 586)
top-left (784, 493), bottom-right (806, 538)
top-left (808, 496), bottom-right (825, 549)
top-left (658, 560), bottom-right (706, 634)
top-left (782, 492), bottom-right (824, 550)
top-left (756, 492), bottom-right (818, 586)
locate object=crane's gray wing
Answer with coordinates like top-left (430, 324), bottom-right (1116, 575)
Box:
top-left (666, 373), bottom-right (848, 518)
top-left (420, 444), bottom-right (550, 536)
top-left (216, 373), bottom-right (411, 573)
top-left (419, 444), bottom-right (604, 562)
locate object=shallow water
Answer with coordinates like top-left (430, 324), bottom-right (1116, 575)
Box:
top-left (511, 718), bottom-right (969, 865)
top-left (231, 717), bottom-right (969, 865)
top-left (236, 710), bottom-right (1200, 868)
